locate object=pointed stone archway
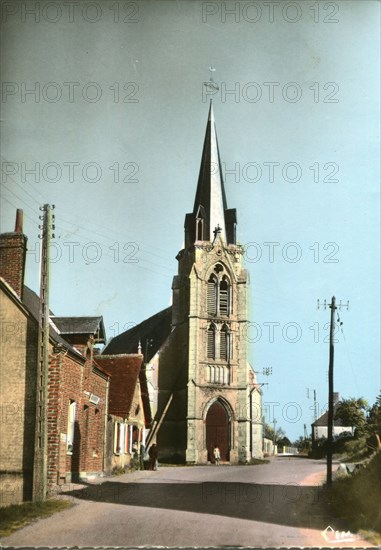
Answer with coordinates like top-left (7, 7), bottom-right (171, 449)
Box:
top-left (205, 399), bottom-right (231, 462)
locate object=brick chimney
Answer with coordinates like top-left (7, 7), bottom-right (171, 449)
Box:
top-left (0, 209), bottom-right (28, 299)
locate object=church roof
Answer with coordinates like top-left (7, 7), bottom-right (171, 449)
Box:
top-left (193, 102), bottom-right (228, 234)
top-left (184, 102), bottom-right (237, 246)
top-left (102, 306), bottom-right (172, 362)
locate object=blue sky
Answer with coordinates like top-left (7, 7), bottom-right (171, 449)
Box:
top-left (1, 0), bottom-right (379, 441)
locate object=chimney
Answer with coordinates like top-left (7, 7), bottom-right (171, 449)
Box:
top-left (333, 392), bottom-right (340, 404)
top-left (0, 209), bottom-right (28, 299)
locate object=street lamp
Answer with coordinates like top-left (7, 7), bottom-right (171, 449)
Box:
top-left (273, 418), bottom-right (277, 455)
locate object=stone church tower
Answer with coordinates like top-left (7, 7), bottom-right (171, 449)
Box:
top-left (157, 102), bottom-right (260, 464)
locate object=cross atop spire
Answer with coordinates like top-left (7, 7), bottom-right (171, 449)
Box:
top-left (203, 66), bottom-right (219, 94)
top-left (184, 102), bottom-right (237, 247)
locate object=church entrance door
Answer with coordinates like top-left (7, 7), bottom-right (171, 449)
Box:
top-left (206, 400), bottom-right (230, 462)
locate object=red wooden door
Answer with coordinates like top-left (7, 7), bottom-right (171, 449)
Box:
top-left (206, 401), bottom-right (230, 462)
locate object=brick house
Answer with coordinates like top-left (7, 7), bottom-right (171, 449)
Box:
top-left (46, 317), bottom-right (110, 485)
top-left (0, 211), bottom-right (110, 504)
top-left (96, 354), bottom-right (149, 473)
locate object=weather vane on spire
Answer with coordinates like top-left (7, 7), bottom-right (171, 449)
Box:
top-left (204, 66), bottom-right (219, 92)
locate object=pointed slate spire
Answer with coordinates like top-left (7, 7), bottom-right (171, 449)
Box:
top-left (184, 102), bottom-right (237, 247)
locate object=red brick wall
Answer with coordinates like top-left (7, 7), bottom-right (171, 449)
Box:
top-left (46, 346), bottom-right (108, 488)
top-left (81, 367), bottom-right (108, 473)
top-left (46, 352), bottom-right (83, 487)
top-left (0, 233), bottom-right (27, 299)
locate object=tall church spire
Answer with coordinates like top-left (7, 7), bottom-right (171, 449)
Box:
top-left (184, 102), bottom-right (237, 247)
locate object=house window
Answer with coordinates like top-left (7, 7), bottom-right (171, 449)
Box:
top-left (67, 400), bottom-right (76, 454)
top-left (207, 275), bottom-right (217, 316)
top-left (207, 324), bottom-right (216, 359)
top-left (114, 422), bottom-right (127, 455)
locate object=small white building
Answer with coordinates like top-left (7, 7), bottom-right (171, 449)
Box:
top-left (311, 393), bottom-right (354, 442)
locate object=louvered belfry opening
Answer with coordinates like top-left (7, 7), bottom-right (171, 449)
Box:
top-left (219, 278), bottom-right (229, 316)
top-left (207, 324), bottom-right (216, 359)
top-left (220, 324), bottom-right (229, 361)
top-left (207, 275), bottom-right (217, 316)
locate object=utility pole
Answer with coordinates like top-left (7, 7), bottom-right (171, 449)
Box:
top-left (33, 204), bottom-right (55, 501)
top-left (317, 297), bottom-right (349, 487)
top-left (273, 418), bottom-right (277, 455)
top-left (307, 387), bottom-right (318, 421)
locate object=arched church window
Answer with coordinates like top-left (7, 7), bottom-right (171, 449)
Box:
top-left (196, 218), bottom-right (204, 241)
top-left (207, 324), bottom-right (216, 359)
top-left (219, 277), bottom-right (230, 316)
top-left (207, 274), bottom-right (217, 316)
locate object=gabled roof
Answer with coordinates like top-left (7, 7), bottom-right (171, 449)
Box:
top-left (312, 401), bottom-right (350, 427)
top-left (102, 306), bottom-right (172, 362)
top-left (96, 354), bottom-right (143, 418)
top-left (52, 316), bottom-right (106, 342)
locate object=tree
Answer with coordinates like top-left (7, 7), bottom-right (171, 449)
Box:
top-left (294, 435), bottom-right (312, 452)
top-left (366, 393), bottom-right (381, 448)
top-left (278, 436), bottom-right (292, 448)
top-left (263, 423), bottom-right (286, 444)
top-left (334, 397), bottom-right (368, 437)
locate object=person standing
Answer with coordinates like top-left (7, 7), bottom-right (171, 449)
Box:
top-left (148, 443), bottom-right (158, 471)
top-left (213, 444), bottom-right (221, 465)
top-left (139, 442), bottom-right (145, 470)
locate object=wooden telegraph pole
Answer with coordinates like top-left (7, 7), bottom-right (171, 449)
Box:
top-left (318, 296), bottom-right (349, 487)
top-left (33, 204), bottom-right (55, 501)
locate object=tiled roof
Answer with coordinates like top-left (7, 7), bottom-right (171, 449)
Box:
top-left (52, 316), bottom-right (105, 340)
top-left (102, 307), bottom-right (172, 362)
top-left (96, 354), bottom-right (143, 418)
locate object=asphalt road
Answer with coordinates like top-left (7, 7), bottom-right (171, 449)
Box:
top-left (1, 457), bottom-right (374, 547)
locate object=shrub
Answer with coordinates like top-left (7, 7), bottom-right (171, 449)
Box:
top-left (329, 451), bottom-right (381, 534)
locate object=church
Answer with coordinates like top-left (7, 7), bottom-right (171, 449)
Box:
top-left (103, 102), bottom-right (263, 464)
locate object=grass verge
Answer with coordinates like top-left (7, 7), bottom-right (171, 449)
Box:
top-left (0, 499), bottom-right (74, 538)
top-left (329, 451), bottom-right (381, 539)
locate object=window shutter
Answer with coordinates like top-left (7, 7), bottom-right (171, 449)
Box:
top-left (220, 329), bottom-right (227, 360)
top-left (114, 422), bottom-right (121, 454)
top-left (207, 327), bottom-right (215, 359)
top-left (219, 280), bottom-right (229, 315)
top-left (207, 278), bottom-right (217, 316)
